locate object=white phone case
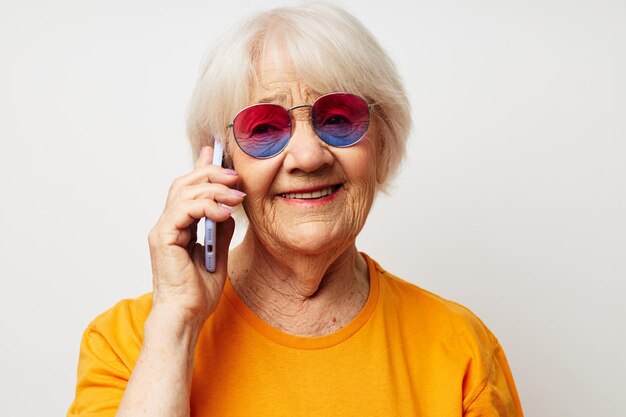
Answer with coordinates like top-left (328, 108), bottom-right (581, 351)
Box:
top-left (204, 140), bottom-right (224, 272)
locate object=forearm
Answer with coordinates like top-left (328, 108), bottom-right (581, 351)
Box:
top-left (115, 308), bottom-right (204, 417)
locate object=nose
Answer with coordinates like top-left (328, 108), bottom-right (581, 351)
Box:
top-left (282, 111), bottom-right (334, 173)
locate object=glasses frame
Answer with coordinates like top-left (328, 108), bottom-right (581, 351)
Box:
top-left (226, 92), bottom-right (376, 159)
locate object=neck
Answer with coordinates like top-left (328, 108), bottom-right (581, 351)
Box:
top-left (228, 230), bottom-right (370, 336)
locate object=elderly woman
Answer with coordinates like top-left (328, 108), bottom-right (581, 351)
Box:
top-left (68, 3), bottom-right (523, 417)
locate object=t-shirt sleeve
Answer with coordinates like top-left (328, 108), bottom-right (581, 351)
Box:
top-left (66, 325), bottom-right (132, 417)
top-left (463, 341), bottom-right (524, 417)
top-left (67, 295), bottom-right (150, 417)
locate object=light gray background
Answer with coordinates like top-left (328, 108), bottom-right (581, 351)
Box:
top-left (1, 0), bottom-right (625, 415)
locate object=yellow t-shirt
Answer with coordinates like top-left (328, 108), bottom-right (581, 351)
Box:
top-left (68, 254), bottom-right (523, 416)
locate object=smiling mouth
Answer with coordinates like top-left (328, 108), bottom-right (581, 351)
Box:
top-left (279, 184), bottom-right (343, 200)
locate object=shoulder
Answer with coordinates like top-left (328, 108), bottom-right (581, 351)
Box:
top-left (366, 253), bottom-right (499, 353)
top-left (83, 292), bottom-right (153, 368)
top-left (68, 294), bottom-right (153, 416)
top-left (88, 292), bottom-right (153, 334)
top-left (365, 255), bottom-right (524, 414)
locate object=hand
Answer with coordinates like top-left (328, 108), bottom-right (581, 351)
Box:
top-left (147, 145), bottom-right (244, 324)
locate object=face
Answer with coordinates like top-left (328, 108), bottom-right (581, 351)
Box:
top-left (229, 53), bottom-right (379, 256)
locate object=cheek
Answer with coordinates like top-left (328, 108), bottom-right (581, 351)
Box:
top-left (345, 168), bottom-right (376, 222)
top-left (232, 155), bottom-right (280, 227)
top-left (346, 135), bottom-right (378, 190)
top-left (231, 149), bottom-right (273, 196)
top-left (365, 122), bottom-right (384, 186)
top-left (337, 144), bottom-right (378, 232)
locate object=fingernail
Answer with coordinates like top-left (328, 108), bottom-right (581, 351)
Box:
top-left (219, 204), bottom-right (234, 213)
top-left (223, 168), bottom-right (238, 175)
top-left (230, 189), bottom-right (246, 197)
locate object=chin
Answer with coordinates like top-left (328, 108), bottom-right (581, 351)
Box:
top-left (280, 223), bottom-right (349, 256)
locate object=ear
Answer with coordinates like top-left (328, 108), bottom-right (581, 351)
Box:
top-left (372, 122), bottom-right (388, 186)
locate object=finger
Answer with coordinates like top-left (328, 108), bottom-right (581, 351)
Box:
top-left (153, 200), bottom-right (232, 248)
top-left (169, 165), bottom-right (239, 197)
top-left (168, 199), bottom-right (234, 232)
top-left (195, 145), bottom-right (213, 170)
top-left (169, 183), bottom-right (245, 208)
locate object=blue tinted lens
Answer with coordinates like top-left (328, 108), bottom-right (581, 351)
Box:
top-left (312, 93), bottom-right (370, 147)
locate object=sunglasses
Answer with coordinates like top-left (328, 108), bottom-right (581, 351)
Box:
top-left (228, 92), bottom-right (375, 159)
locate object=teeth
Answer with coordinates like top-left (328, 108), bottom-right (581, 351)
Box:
top-left (283, 186), bottom-right (335, 200)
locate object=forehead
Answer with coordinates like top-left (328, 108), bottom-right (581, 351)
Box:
top-left (251, 48), bottom-right (325, 106)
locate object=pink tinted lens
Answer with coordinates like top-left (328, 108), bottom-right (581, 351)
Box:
top-left (312, 93), bottom-right (370, 147)
top-left (233, 104), bottom-right (291, 158)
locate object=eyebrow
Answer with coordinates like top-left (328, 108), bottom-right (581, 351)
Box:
top-left (257, 93), bottom-right (287, 104)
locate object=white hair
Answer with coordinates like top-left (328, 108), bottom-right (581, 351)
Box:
top-left (187, 2), bottom-right (411, 190)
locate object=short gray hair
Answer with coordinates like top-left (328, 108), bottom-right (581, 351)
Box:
top-left (187, 2), bottom-right (411, 190)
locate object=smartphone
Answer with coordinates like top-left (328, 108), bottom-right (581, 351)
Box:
top-left (204, 139), bottom-right (224, 272)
